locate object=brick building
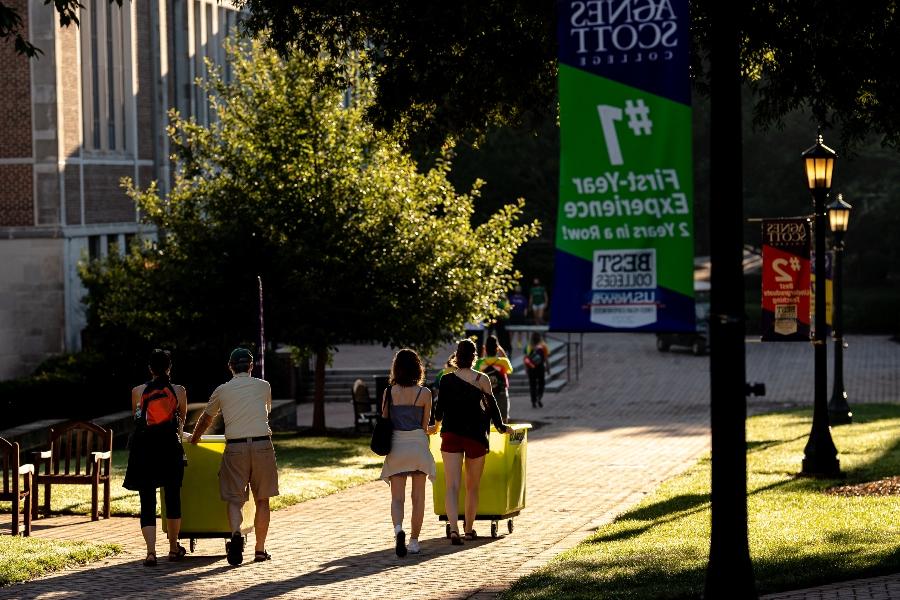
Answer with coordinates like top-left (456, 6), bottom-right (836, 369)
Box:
top-left (0, 0), bottom-right (238, 379)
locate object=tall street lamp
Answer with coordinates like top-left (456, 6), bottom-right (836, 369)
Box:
top-left (800, 135), bottom-right (841, 476)
top-left (828, 194), bottom-right (853, 425)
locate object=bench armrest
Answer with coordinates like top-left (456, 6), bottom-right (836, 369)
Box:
top-left (19, 463), bottom-right (34, 475)
top-left (91, 451), bottom-right (112, 461)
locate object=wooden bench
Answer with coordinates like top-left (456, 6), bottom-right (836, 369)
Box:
top-left (352, 379), bottom-right (380, 434)
top-left (31, 420), bottom-right (113, 522)
top-left (0, 437), bottom-right (34, 536)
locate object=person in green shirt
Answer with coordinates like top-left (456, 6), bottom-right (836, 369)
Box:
top-left (475, 335), bottom-right (514, 421)
top-left (529, 277), bottom-right (549, 325)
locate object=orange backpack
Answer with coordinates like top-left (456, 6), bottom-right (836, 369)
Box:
top-left (140, 382), bottom-right (179, 427)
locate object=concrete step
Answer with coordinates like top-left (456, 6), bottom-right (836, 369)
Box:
top-left (299, 341), bottom-right (573, 401)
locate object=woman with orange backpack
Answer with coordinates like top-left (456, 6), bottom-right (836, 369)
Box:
top-left (123, 349), bottom-right (188, 566)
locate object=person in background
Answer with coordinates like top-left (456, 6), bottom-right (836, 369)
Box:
top-left (189, 348), bottom-right (279, 565)
top-left (524, 332), bottom-right (551, 408)
top-left (379, 349), bottom-right (436, 557)
top-left (434, 339), bottom-right (508, 545)
top-left (528, 277), bottom-right (549, 325)
top-left (508, 285), bottom-right (529, 353)
top-left (475, 335), bottom-right (514, 421)
top-left (123, 349), bottom-right (188, 567)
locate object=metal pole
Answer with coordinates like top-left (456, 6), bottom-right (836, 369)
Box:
top-left (801, 192), bottom-right (841, 474)
top-left (704, 3), bottom-right (756, 597)
top-left (828, 233), bottom-right (851, 424)
top-left (258, 275), bottom-right (266, 380)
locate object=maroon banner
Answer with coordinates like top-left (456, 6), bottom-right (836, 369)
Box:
top-left (761, 218), bottom-right (811, 341)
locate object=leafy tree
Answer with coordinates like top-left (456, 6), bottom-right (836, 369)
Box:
top-left (230, 1), bottom-right (900, 153)
top-left (80, 42), bottom-right (538, 432)
top-left (234, 1), bottom-right (557, 152)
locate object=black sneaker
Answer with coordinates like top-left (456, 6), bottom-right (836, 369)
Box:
top-left (226, 532), bottom-right (244, 566)
top-left (395, 530), bottom-right (407, 557)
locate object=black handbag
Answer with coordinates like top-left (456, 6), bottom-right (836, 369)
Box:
top-left (370, 387), bottom-right (393, 456)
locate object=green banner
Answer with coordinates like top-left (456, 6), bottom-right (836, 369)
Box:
top-left (552, 0), bottom-right (695, 332)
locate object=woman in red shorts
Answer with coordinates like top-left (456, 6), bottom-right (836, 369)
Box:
top-left (434, 338), bottom-right (508, 545)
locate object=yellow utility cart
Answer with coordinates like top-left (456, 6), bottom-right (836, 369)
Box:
top-left (430, 423), bottom-right (531, 538)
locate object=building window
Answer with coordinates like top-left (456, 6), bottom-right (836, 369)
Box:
top-left (88, 235), bottom-right (101, 260)
top-left (107, 234), bottom-right (121, 255)
top-left (80, 0), bottom-right (134, 154)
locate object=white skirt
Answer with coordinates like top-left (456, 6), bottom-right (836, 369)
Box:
top-left (380, 429), bottom-right (436, 483)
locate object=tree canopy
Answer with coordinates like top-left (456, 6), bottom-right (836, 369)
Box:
top-left (80, 42), bottom-right (538, 425)
top-left (234, 0), bottom-right (557, 151)
top-left (232, 1), bottom-right (900, 153)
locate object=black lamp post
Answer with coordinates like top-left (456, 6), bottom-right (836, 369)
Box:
top-left (828, 194), bottom-right (853, 425)
top-left (800, 135), bottom-right (841, 476)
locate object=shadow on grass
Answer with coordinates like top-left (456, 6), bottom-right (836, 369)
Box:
top-left (587, 493), bottom-right (711, 545)
top-left (271, 433), bottom-right (375, 471)
top-left (502, 558), bottom-right (706, 600)
top-left (503, 547), bottom-right (900, 600)
top-left (753, 545), bottom-right (900, 596)
top-left (747, 404), bottom-right (900, 495)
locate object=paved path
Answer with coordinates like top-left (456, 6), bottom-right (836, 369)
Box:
top-left (3, 334), bottom-right (899, 599)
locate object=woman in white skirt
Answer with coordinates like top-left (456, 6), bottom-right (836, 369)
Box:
top-left (380, 349), bottom-right (437, 557)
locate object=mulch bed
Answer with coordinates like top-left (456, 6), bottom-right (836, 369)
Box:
top-left (825, 476), bottom-right (900, 497)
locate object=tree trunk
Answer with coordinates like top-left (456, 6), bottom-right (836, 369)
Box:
top-left (312, 348), bottom-right (327, 433)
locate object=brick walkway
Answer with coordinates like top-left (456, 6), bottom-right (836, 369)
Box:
top-left (3, 334), bottom-right (899, 599)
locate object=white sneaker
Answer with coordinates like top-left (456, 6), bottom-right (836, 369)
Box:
top-left (407, 539), bottom-right (421, 554)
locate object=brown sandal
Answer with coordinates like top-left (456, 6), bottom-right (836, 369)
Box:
top-left (143, 552), bottom-right (157, 567)
top-left (464, 529), bottom-right (478, 541)
top-left (168, 544), bottom-right (187, 562)
top-left (449, 530), bottom-right (464, 546)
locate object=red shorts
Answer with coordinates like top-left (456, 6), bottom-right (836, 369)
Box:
top-left (440, 432), bottom-right (488, 459)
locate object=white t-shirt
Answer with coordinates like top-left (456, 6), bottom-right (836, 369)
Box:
top-left (204, 372), bottom-right (272, 439)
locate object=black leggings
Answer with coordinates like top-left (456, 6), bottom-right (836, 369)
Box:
top-left (527, 367), bottom-right (545, 406)
top-left (139, 487), bottom-right (181, 527)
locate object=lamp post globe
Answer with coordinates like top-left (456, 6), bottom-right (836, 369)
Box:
top-left (827, 194), bottom-right (853, 425)
top-left (800, 134), bottom-right (841, 477)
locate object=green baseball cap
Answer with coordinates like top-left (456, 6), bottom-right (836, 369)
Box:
top-left (229, 347), bottom-right (253, 366)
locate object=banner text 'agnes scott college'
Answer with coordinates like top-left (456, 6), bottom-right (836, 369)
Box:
top-left (551, 0), bottom-right (695, 332)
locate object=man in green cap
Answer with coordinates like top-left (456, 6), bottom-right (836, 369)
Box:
top-left (190, 347), bottom-right (279, 565)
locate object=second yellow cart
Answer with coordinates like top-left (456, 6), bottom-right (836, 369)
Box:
top-left (430, 423), bottom-right (531, 538)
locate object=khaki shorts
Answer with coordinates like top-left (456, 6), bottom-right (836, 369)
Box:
top-left (219, 439), bottom-right (280, 503)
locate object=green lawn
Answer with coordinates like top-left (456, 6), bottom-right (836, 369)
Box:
top-left (0, 536), bottom-right (119, 587)
top-left (502, 404), bottom-right (900, 600)
top-left (0, 433), bottom-right (380, 517)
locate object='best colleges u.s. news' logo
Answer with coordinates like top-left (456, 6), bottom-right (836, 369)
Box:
top-left (564, 0), bottom-right (681, 66)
